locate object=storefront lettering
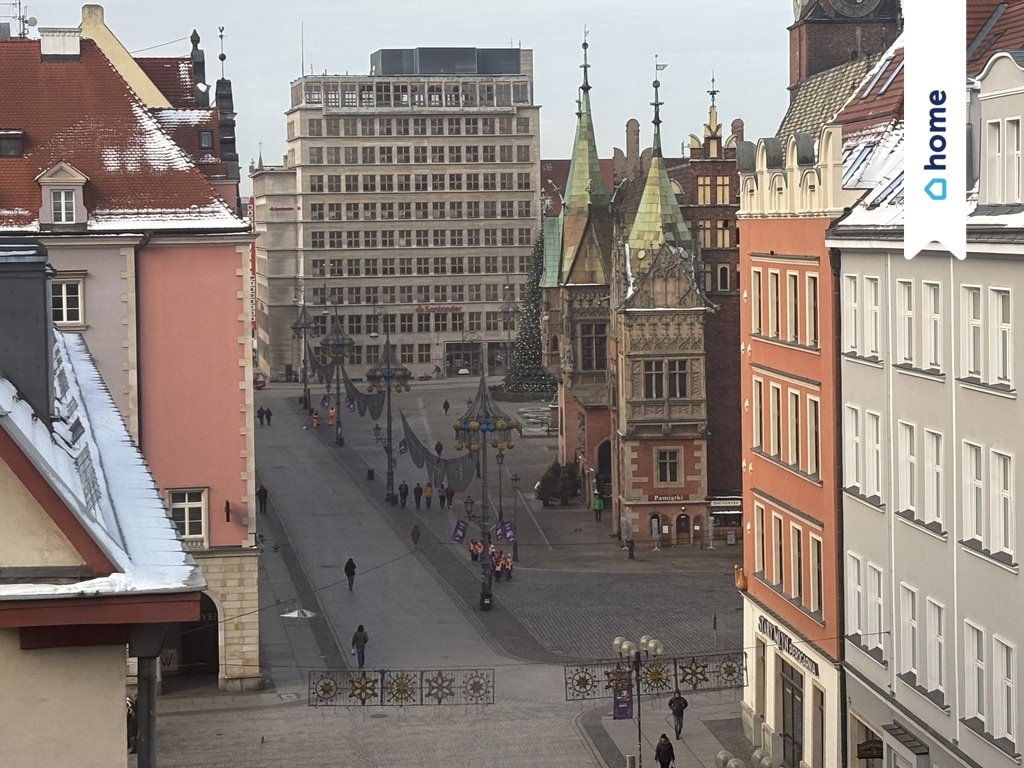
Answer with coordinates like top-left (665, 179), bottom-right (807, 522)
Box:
top-left (650, 495), bottom-right (685, 502)
top-left (757, 616), bottom-right (820, 676)
top-left (415, 305), bottom-right (463, 314)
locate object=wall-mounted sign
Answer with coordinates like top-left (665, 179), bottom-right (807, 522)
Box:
top-left (856, 739), bottom-right (883, 759)
top-left (757, 616), bottom-right (820, 676)
top-left (709, 499), bottom-right (742, 508)
top-left (650, 495), bottom-right (685, 502)
top-left (415, 305), bottom-right (463, 314)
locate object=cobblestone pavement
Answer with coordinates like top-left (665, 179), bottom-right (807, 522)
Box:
top-left (142, 381), bottom-right (751, 768)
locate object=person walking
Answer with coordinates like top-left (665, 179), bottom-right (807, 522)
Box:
top-left (256, 406), bottom-right (266, 426)
top-left (434, 440), bottom-right (443, 456)
top-left (413, 483), bottom-right (423, 510)
top-left (654, 733), bottom-right (675, 768)
top-left (256, 483), bottom-right (269, 515)
top-left (424, 482), bottom-right (434, 509)
top-left (592, 495), bottom-right (605, 522)
top-left (398, 481), bottom-right (409, 508)
top-left (351, 625), bottom-right (369, 669)
top-left (265, 407), bottom-right (273, 426)
top-left (411, 524), bottom-right (421, 547)
top-left (442, 399), bottom-right (450, 415)
top-left (668, 690), bottom-right (689, 739)
top-left (445, 484), bottom-right (455, 509)
top-left (344, 558), bottom-right (356, 591)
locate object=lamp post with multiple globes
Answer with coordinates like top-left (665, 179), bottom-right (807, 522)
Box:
top-left (366, 305), bottom-right (410, 504)
top-left (318, 300), bottom-right (350, 446)
top-left (612, 635), bottom-right (664, 768)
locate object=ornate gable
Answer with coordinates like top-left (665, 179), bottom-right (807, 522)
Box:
top-left (624, 244), bottom-right (707, 311)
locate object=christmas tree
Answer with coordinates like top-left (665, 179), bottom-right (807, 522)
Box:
top-left (504, 234), bottom-right (557, 393)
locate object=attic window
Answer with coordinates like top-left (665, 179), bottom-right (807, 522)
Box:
top-left (0, 130), bottom-right (24, 157)
top-left (198, 130), bottom-right (214, 149)
top-left (52, 190), bottom-right (76, 223)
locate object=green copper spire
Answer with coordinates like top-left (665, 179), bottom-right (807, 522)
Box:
top-left (563, 36), bottom-right (610, 209)
top-left (627, 67), bottom-right (691, 259)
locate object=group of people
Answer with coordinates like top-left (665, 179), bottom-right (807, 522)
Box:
top-left (653, 692), bottom-right (690, 767)
top-left (256, 406), bottom-right (274, 425)
top-left (398, 480), bottom-right (455, 510)
top-left (467, 540), bottom-right (514, 581)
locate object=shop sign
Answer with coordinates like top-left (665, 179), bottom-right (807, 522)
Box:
top-left (856, 739), bottom-right (884, 759)
top-left (757, 616), bottom-right (820, 676)
top-left (650, 494), bottom-right (685, 502)
top-left (415, 304), bottom-right (463, 314)
top-left (709, 499), bottom-right (742, 509)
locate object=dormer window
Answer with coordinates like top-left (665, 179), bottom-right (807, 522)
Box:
top-left (198, 130), bottom-right (214, 150)
top-left (52, 190), bottom-right (76, 223)
top-left (0, 130), bottom-right (24, 157)
top-left (35, 161), bottom-right (88, 229)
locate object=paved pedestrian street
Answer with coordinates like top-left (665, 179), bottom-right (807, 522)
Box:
top-left (146, 381), bottom-right (752, 768)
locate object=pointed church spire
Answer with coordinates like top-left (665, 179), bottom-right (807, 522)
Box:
top-left (627, 68), bottom-right (691, 261)
top-left (563, 33), bottom-right (610, 209)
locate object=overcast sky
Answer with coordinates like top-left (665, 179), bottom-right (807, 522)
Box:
top-left (28, 1), bottom-right (794, 190)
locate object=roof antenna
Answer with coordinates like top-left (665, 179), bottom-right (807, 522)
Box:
top-left (708, 70), bottom-right (719, 107)
top-left (217, 26), bottom-right (226, 79)
top-left (300, 21), bottom-right (305, 77)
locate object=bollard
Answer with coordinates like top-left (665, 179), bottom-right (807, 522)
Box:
top-left (367, 468), bottom-right (375, 480)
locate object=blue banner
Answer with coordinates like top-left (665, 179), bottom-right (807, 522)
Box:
top-left (451, 520), bottom-right (468, 543)
top-left (613, 686), bottom-right (633, 720)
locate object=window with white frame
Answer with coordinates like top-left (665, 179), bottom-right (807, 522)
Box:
top-left (751, 268), bottom-right (762, 334)
top-left (754, 503), bottom-right (765, 573)
top-left (790, 524), bottom-right (803, 600)
top-left (989, 120), bottom-right (1004, 203)
top-left (808, 397), bottom-right (821, 477)
top-left (752, 378), bottom-right (764, 449)
top-left (865, 276), bottom-right (880, 358)
top-left (768, 271), bottom-right (780, 338)
top-left (965, 441), bottom-right (985, 542)
top-left (898, 421), bottom-right (916, 514)
top-left (896, 279), bottom-right (914, 366)
top-left (844, 405), bottom-right (861, 489)
top-left (169, 489), bottom-right (206, 541)
top-left (1008, 119), bottom-right (1022, 204)
top-left (788, 390), bottom-right (801, 468)
top-left (787, 272), bottom-right (799, 343)
top-left (867, 564), bottom-right (884, 651)
top-left (51, 278), bottom-right (84, 325)
top-left (924, 430), bottom-right (943, 526)
top-left (964, 286), bottom-right (983, 378)
top-left (847, 553), bottom-right (864, 635)
top-left (866, 411), bottom-right (882, 500)
top-left (992, 450), bottom-right (1014, 557)
top-left (966, 621), bottom-right (987, 723)
top-left (994, 636), bottom-right (1016, 742)
top-left (772, 514), bottom-right (784, 585)
top-left (806, 274), bottom-right (819, 347)
top-left (926, 599), bottom-right (945, 694)
top-left (810, 535), bottom-right (823, 614)
top-left (844, 275), bottom-right (859, 353)
top-left (51, 189), bottom-right (75, 224)
top-left (769, 384), bottom-right (782, 457)
top-left (900, 583), bottom-right (919, 676)
top-left (991, 288), bottom-right (1012, 385)
top-left (924, 282), bottom-right (941, 370)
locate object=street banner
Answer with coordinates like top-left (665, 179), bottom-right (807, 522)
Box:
top-left (346, 397), bottom-right (356, 412)
top-left (320, 394), bottom-right (331, 409)
top-left (399, 439), bottom-right (408, 455)
top-left (495, 522), bottom-right (506, 542)
top-left (452, 519), bottom-right (468, 543)
top-left (613, 686), bottom-right (633, 720)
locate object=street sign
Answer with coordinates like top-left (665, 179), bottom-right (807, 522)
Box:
top-left (856, 739), bottom-right (884, 759)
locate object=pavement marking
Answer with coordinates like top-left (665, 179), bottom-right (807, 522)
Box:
top-left (516, 487), bottom-right (554, 551)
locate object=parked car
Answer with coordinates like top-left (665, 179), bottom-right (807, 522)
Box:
top-left (253, 373), bottom-right (267, 390)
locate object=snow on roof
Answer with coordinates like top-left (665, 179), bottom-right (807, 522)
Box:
top-left (0, 332), bottom-right (204, 599)
top-left (153, 108), bottom-right (215, 130)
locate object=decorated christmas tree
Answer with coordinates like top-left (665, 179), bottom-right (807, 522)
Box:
top-left (504, 234), bottom-right (557, 393)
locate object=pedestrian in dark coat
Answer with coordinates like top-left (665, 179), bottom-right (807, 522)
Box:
top-left (413, 483), bottom-right (423, 510)
top-left (256, 483), bottom-right (269, 514)
top-left (411, 524), bottom-right (421, 547)
top-left (668, 691), bottom-right (689, 739)
top-left (398, 481), bottom-right (409, 508)
top-left (445, 485), bottom-right (455, 509)
top-left (443, 399), bottom-right (450, 415)
top-left (265, 407), bottom-right (273, 425)
top-left (344, 558), bottom-right (356, 591)
top-left (655, 733), bottom-right (675, 768)
top-left (351, 625), bottom-right (369, 668)
top-left (435, 440), bottom-right (443, 456)
top-left (256, 406), bottom-right (266, 426)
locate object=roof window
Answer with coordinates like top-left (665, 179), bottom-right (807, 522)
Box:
top-left (0, 130), bottom-right (24, 157)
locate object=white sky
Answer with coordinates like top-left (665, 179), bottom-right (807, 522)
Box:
top-left (23, 1), bottom-right (795, 191)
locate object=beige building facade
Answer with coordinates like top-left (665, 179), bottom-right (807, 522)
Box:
top-left (252, 47), bottom-right (541, 382)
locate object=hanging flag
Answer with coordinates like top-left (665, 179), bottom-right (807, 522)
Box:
top-left (346, 397), bottom-right (356, 412)
top-left (656, 63), bottom-right (668, 71)
top-left (320, 394), bottom-right (331, 409)
top-left (505, 521), bottom-right (517, 544)
top-left (398, 439), bottom-right (408, 455)
top-left (495, 523), bottom-right (506, 542)
top-left (452, 519), bottom-right (468, 543)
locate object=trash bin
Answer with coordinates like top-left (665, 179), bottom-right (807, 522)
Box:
top-left (626, 539), bottom-right (635, 560)
top-left (367, 468), bottom-right (375, 480)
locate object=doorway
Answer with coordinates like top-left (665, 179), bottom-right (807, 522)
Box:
top-left (780, 659), bottom-right (804, 766)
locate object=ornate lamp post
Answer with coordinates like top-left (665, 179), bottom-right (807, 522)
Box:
top-left (511, 472), bottom-right (520, 562)
top-left (319, 302), bottom-right (350, 446)
top-left (291, 304), bottom-right (312, 409)
top-left (612, 635), bottom-right (664, 768)
top-left (453, 375), bottom-right (520, 611)
top-left (366, 308), bottom-right (410, 505)
top-left (498, 284), bottom-right (520, 374)
top-left (372, 423), bottom-right (382, 443)
top-left (495, 449), bottom-right (505, 521)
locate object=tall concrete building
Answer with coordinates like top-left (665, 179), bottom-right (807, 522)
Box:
top-left (252, 47), bottom-right (541, 382)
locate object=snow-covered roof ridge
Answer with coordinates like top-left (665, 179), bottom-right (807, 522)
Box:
top-left (0, 332), bottom-right (204, 598)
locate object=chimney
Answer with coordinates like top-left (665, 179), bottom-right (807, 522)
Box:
top-left (39, 27), bottom-right (80, 59)
top-left (190, 29), bottom-right (209, 108)
top-left (0, 239), bottom-right (53, 421)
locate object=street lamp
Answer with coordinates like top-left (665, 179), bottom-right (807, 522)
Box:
top-left (372, 423), bottom-right (382, 443)
top-left (495, 449), bottom-right (505, 521)
top-left (510, 473), bottom-right (520, 562)
top-left (498, 284), bottom-right (520, 374)
top-left (319, 303), bottom-right (350, 446)
top-left (612, 635), bottom-right (665, 768)
top-left (366, 304), bottom-right (410, 505)
top-left (454, 375), bottom-right (520, 611)
top-left (291, 304), bottom-right (313, 409)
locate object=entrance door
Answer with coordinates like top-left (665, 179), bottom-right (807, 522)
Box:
top-left (780, 659), bottom-right (804, 766)
top-left (676, 514), bottom-right (691, 545)
top-left (178, 593), bottom-right (219, 678)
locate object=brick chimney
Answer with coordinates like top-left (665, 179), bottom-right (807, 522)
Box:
top-left (39, 27), bottom-right (81, 59)
top-left (0, 239), bottom-right (53, 421)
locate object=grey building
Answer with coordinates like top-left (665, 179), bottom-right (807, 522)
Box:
top-left (829, 45), bottom-right (1024, 768)
top-left (252, 47), bottom-right (541, 382)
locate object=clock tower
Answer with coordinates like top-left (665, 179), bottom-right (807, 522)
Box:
top-left (789, 0), bottom-right (902, 91)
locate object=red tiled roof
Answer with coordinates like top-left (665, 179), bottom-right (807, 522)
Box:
top-left (968, 0), bottom-right (1007, 46)
top-left (969, 0), bottom-right (1024, 75)
top-left (540, 158), bottom-right (616, 217)
top-left (834, 42), bottom-right (904, 134)
top-left (0, 39), bottom-right (242, 231)
top-left (136, 56), bottom-right (195, 108)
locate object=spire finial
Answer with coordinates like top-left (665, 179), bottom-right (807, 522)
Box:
top-left (580, 28), bottom-right (591, 93)
top-left (218, 26), bottom-right (227, 78)
top-left (708, 70), bottom-right (719, 107)
top-left (652, 56), bottom-right (666, 156)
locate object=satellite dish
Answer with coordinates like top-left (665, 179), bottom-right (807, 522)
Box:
top-left (26, 17), bottom-right (37, 27)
